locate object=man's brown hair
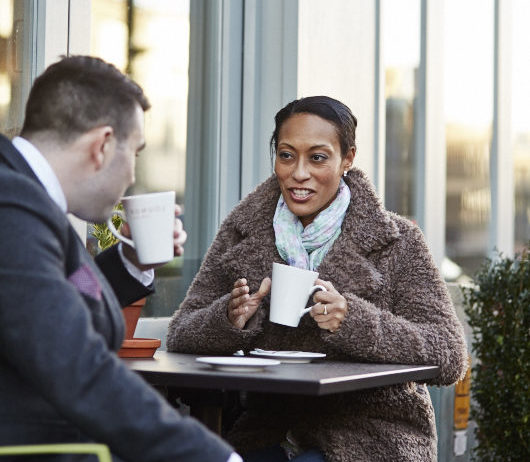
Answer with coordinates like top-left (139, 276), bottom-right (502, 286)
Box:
top-left (21, 55), bottom-right (150, 142)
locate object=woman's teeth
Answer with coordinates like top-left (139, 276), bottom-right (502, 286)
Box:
top-left (292, 189), bottom-right (311, 198)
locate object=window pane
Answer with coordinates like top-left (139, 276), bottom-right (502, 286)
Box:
top-left (382, 0), bottom-right (420, 220)
top-left (90, 0), bottom-right (190, 316)
top-left (444, 0), bottom-right (494, 276)
top-left (512, 0), bottom-right (530, 253)
top-left (90, 0), bottom-right (189, 199)
top-left (297, 0), bottom-right (376, 177)
top-left (0, 0), bottom-right (34, 138)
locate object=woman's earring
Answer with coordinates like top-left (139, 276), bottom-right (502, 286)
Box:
top-left (343, 170), bottom-right (348, 177)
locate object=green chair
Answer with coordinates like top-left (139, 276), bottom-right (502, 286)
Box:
top-left (0, 443), bottom-right (111, 462)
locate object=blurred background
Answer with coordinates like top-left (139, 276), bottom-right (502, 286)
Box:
top-left (0, 0), bottom-right (528, 313)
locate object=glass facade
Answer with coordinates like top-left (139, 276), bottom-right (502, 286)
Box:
top-left (0, 0), bottom-right (35, 138)
top-left (444, 0), bottom-right (494, 277)
top-left (90, 0), bottom-right (190, 201)
top-left (90, 0), bottom-right (190, 316)
top-left (382, 0), bottom-right (420, 221)
top-left (512, 0), bottom-right (530, 253)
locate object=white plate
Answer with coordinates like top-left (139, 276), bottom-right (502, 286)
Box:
top-left (196, 356), bottom-right (281, 372)
top-left (249, 349), bottom-right (326, 363)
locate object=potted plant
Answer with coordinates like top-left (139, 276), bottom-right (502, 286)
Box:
top-left (463, 246), bottom-right (529, 461)
top-left (90, 205), bottom-right (146, 341)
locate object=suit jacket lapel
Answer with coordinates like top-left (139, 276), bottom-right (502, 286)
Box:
top-left (63, 217), bottom-right (125, 350)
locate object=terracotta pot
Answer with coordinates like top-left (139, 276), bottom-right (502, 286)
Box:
top-left (122, 297), bottom-right (146, 340)
top-left (118, 298), bottom-right (161, 358)
top-left (118, 338), bottom-right (161, 358)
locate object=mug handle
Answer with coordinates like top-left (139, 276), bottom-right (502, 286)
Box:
top-left (106, 210), bottom-right (135, 248)
top-left (300, 285), bottom-right (327, 316)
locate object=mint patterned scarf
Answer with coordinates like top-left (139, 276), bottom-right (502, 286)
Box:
top-left (273, 179), bottom-right (351, 270)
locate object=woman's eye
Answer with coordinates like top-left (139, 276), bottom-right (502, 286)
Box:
top-left (312, 154), bottom-right (327, 162)
top-left (278, 151), bottom-right (293, 159)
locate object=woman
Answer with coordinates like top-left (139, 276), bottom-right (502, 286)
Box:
top-left (167, 96), bottom-right (467, 462)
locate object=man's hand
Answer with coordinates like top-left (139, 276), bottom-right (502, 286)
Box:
top-left (121, 204), bottom-right (187, 271)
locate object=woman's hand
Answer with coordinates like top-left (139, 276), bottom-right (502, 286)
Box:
top-left (121, 204), bottom-right (187, 271)
top-left (310, 278), bottom-right (348, 333)
top-left (227, 277), bottom-right (271, 329)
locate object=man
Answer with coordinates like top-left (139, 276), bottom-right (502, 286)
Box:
top-left (0, 56), bottom-right (240, 462)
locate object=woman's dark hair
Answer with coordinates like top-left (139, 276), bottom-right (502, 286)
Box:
top-left (269, 96), bottom-right (358, 159)
top-left (21, 55), bottom-right (150, 142)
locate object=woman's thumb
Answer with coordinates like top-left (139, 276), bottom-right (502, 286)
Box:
top-left (255, 277), bottom-right (272, 298)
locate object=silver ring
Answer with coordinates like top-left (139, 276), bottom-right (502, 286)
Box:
top-left (323, 304), bottom-right (327, 315)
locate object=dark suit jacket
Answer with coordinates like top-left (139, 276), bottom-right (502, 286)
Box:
top-left (0, 134), bottom-right (233, 462)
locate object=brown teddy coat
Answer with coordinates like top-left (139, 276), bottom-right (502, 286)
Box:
top-left (167, 168), bottom-right (468, 462)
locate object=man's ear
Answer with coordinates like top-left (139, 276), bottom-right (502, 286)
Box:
top-left (87, 126), bottom-right (114, 170)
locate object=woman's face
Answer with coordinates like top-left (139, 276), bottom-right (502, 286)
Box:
top-left (274, 113), bottom-right (354, 227)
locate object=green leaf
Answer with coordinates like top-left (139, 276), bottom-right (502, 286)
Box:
top-left (90, 203), bottom-right (124, 251)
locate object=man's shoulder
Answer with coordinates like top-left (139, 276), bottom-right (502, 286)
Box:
top-left (0, 163), bottom-right (67, 229)
top-left (0, 163), bottom-right (45, 203)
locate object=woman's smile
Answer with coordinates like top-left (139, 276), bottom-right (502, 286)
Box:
top-left (288, 187), bottom-right (315, 201)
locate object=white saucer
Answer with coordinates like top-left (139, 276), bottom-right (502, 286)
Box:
top-left (249, 349), bottom-right (326, 363)
top-left (196, 356), bottom-right (281, 372)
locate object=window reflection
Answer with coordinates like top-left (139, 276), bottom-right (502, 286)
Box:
top-left (444, 0), bottom-right (494, 276)
top-left (382, 0), bottom-right (420, 220)
top-left (90, 0), bottom-right (189, 202)
top-left (90, 0), bottom-right (190, 316)
top-left (512, 0), bottom-right (530, 253)
top-left (0, 0), bottom-right (34, 138)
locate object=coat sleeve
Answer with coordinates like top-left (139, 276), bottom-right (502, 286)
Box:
top-left (322, 225), bottom-right (468, 386)
top-left (167, 221), bottom-right (265, 355)
top-left (95, 244), bottom-right (154, 307)
top-left (0, 184), bottom-right (233, 462)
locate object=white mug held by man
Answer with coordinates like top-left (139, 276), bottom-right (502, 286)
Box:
top-left (107, 191), bottom-right (177, 265)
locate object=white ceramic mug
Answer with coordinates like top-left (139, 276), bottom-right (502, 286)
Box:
top-left (269, 262), bottom-right (327, 327)
top-left (107, 191), bottom-right (175, 265)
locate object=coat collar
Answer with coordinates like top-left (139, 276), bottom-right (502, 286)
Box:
top-left (231, 167), bottom-right (399, 256)
top-left (341, 168), bottom-right (400, 254)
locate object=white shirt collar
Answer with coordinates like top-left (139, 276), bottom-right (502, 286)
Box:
top-left (12, 136), bottom-right (68, 213)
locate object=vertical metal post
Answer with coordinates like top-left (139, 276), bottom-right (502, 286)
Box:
top-left (415, 0), bottom-right (446, 268)
top-left (373, 0), bottom-right (385, 199)
top-left (490, 0), bottom-right (514, 257)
